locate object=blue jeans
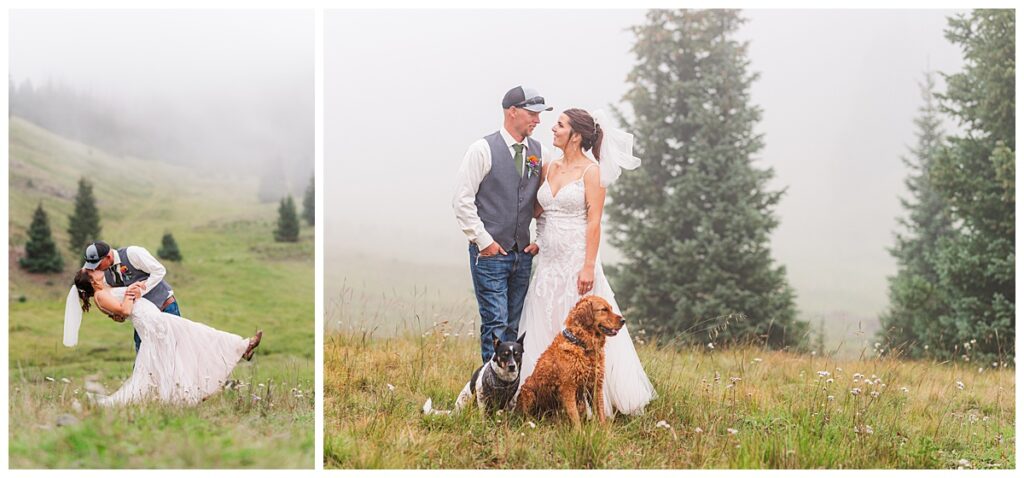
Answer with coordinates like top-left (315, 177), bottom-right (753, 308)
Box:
top-left (135, 299), bottom-right (180, 353)
top-left (468, 243), bottom-right (533, 363)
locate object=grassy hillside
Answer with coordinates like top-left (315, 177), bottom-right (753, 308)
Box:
top-left (8, 116), bottom-right (314, 468)
top-left (325, 332), bottom-right (1014, 469)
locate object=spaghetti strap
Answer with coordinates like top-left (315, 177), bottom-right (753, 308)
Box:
top-left (580, 161), bottom-right (598, 181)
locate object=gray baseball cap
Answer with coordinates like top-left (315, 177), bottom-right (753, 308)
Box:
top-left (502, 86), bottom-right (553, 112)
top-left (82, 241), bottom-right (111, 270)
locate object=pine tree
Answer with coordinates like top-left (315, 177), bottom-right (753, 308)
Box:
top-left (157, 232), bottom-right (183, 262)
top-left (67, 177), bottom-right (101, 253)
top-left (274, 195), bottom-right (300, 242)
top-left (607, 10), bottom-right (803, 348)
top-left (20, 203), bottom-right (65, 273)
top-left (302, 176), bottom-right (315, 226)
top-left (928, 10), bottom-right (1015, 362)
top-left (878, 72), bottom-right (954, 358)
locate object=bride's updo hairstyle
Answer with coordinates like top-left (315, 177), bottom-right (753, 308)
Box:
top-left (563, 108), bottom-right (604, 161)
top-left (73, 269), bottom-right (95, 313)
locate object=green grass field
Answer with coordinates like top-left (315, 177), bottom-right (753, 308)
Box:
top-left (8, 117), bottom-right (314, 468)
top-left (324, 329), bottom-right (1014, 469)
top-left (324, 241), bottom-right (1015, 469)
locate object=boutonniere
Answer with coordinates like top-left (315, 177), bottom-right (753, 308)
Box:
top-left (120, 265), bottom-right (132, 280)
top-left (526, 155), bottom-right (541, 177)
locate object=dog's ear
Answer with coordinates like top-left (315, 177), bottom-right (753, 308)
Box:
top-left (572, 298), bottom-right (595, 329)
top-left (492, 332), bottom-right (501, 351)
top-left (516, 334), bottom-right (524, 346)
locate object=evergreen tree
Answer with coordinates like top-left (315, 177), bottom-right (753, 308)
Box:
top-left (302, 175), bottom-right (315, 226)
top-left (67, 177), bottom-right (101, 253)
top-left (879, 72), bottom-right (954, 358)
top-left (275, 195), bottom-right (300, 242)
top-left (157, 232), bottom-right (183, 262)
top-left (20, 203), bottom-right (65, 273)
top-left (607, 10), bottom-right (803, 348)
top-left (928, 10), bottom-right (1015, 362)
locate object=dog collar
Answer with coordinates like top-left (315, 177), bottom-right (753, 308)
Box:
top-left (485, 362), bottom-right (519, 389)
top-left (562, 329), bottom-right (587, 350)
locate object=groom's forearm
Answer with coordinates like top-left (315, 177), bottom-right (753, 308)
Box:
top-left (453, 140), bottom-right (494, 249)
top-left (127, 246), bottom-right (168, 296)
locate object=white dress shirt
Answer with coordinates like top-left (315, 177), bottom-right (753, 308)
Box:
top-left (109, 246), bottom-right (173, 301)
top-left (452, 128), bottom-right (553, 250)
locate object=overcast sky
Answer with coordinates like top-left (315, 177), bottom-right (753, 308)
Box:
top-left (326, 9), bottom-right (965, 323)
top-left (10, 10), bottom-right (313, 182)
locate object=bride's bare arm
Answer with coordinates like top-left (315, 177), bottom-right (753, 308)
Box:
top-left (534, 162), bottom-right (549, 218)
top-left (579, 166), bottom-right (606, 294)
top-left (94, 289), bottom-right (137, 317)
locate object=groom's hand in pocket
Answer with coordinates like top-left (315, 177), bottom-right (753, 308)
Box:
top-left (479, 242), bottom-right (507, 257)
top-left (524, 243), bottom-right (539, 255)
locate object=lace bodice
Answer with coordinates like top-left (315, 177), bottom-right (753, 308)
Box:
top-left (535, 161), bottom-right (596, 266)
top-left (96, 287), bottom-right (159, 318)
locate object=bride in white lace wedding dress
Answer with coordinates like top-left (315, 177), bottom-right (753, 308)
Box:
top-left (72, 269), bottom-right (262, 406)
top-left (518, 108), bottom-right (655, 417)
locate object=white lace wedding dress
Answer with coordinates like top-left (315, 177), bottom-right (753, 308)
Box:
top-left (518, 160), bottom-right (656, 417)
top-left (96, 287), bottom-right (250, 406)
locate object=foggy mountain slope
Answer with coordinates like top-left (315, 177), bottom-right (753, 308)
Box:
top-left (8, 115), bottom-right (266, 253)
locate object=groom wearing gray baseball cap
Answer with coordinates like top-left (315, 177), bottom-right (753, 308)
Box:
top-left (83, 240), bottom-right (180, 352)
top-left (453, 85), bottom-right (553, 363)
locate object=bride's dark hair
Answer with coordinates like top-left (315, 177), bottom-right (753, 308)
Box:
top-left (563, 108), bottom-right (604, 161)
top-left (73, 269), bottom-right (95, 313)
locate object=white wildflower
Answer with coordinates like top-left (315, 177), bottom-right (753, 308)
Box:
top-left (527, 421), bottom-right (536, 429)
top-left (850, 388), bottom-right (862, 396)
top-left (955, 381), bottom-right (965, 391)
top-left (817, 371), bottom-right (830, 378)
top-left (870, 391), bottom-right (880, 398)
top-left (707, 342), bottom-right (715, 350)
top-left (727, 428), bottom-right (738, 435)
top-left (900, 387), bottom-right (909, 393)
top-left (655, 420), bottom-right (671, 429)
top-left (826, 378), bottom-right (834, 384)
top-left (386, 383), bottom-right (396, 392)
top-left (752, 358), bottom-right (763, 363)
top-left (45, 377), bottom-right (55, 382)
top-left (694, 427), bottom-right (703, 433)
top-left (60, 378), bottom-right (71, 384)
top-left (827, 395), bottom-right (834, 401)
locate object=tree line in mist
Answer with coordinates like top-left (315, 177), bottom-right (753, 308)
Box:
top-left (8, 77), bottom-right (313, 203)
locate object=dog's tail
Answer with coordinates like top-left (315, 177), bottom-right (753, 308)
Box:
top-left (421, 397), bottom-right (452, 416)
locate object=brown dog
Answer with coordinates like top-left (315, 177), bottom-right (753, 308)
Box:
top-left (515, 296), bottom-right (624, 429)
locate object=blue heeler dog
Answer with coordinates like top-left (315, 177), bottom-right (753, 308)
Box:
top-left (422, 334), bottom-right (524, 415)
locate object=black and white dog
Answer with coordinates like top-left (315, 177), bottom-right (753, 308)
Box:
top-left (422, 334), bottom-right (524, 415)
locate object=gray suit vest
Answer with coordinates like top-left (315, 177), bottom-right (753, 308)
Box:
top-left (106, 247), bottom-right (174, 308)
top-left (475, 132), bottom-right (543, 251)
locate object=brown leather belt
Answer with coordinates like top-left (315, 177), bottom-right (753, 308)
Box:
top-left (160, 296), bottom-right (176, 310)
